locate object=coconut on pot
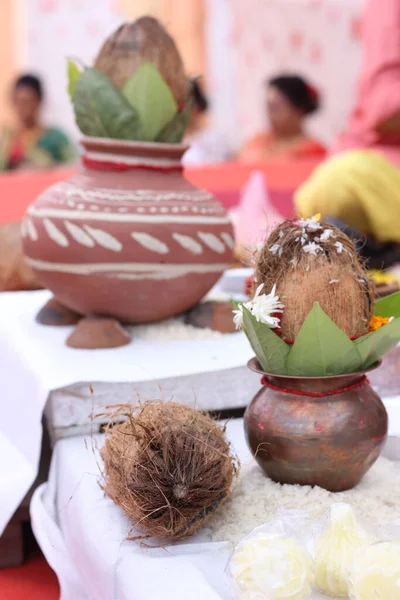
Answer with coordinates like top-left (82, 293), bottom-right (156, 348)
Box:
top-left (254, 217), bottom-right (374, 341)
top-left (68, 16), bottom-right (193, 143)
top-left (100, 402), bottom-right (238, 540)
top-left (94, 16), bottom-right (188, 105)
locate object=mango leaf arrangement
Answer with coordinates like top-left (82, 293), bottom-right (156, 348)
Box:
top-left (67, 17), bottom-right (193, 144)
top-left (234, 217), bottom-right (400, 376)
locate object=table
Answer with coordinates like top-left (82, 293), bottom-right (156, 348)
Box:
top-left (0, 289), bottom-right (256, 538)
top-left (29, 420), bottom-right (300, 600)
top-left (31, 417), bottom-right (400, 600)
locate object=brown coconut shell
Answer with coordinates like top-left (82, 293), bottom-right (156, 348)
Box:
top-left (94, 17), bottom-right (188, 106)
top-left (0, 222), bottom-right (42, 292)
top-left (254, 220), bottom-right (374, 340)
top-left (100, 402), bottom-right (237, 541)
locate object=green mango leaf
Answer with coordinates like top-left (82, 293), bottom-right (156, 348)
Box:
top-left (122, 62), bottom-right (177, 142)
top-left (73, 68), bottom-right (141, 140)
top-left (242, 307), bottom-right (290, 374)
top-left (67, 58), bottom-right (82, 98)
top-left (156, 95), bottom-right (193, 143)
top-left (286, 303), bottom-right (362, 376)
top-left (374, 291), bottom-right (400, 319)
top-left (355, 317), bottom-right (400, 369)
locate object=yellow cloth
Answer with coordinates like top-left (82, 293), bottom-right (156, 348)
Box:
top-left (295, 149), bottom-right (400, 242)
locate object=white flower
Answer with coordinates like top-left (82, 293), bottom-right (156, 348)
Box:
top-left (335, 241), bottom-right (344, 254)
top-left (303, 242), bottom-right (323, 256)
top-left (296, 216), bottom-right (322, 232)
top-left (233, 284), bottom-right (285, 330)
top-left (270, 244), bottom-right (281, 256)
top-left (249, 284), bottom-right (284, 328)
top-left (233, 305), bottom-right (244, 330)
top-left (320, 229), bottom-right (334, 242)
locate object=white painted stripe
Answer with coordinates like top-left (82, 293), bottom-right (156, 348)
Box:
top-left (115, 269), bottom-right (207, 281)
top-left (131, 232), bottom-right (169, 254)
top-left (172, 233), bottom-right (203, 254)
top-left (27, 207), bottom-right (231, 225)
top-left (84, 151), bottom-right (181, 168)
top-left (221, 232), bottom-right (234, 249)
top-left (43, 219), bottom-right (69, 247)
top-left (198, 232), bottom-right (226, 254)
top-left (26, 258), bottom-right (229, 276)
top-left (26, 218), bottom-right (38, 241)
top-left (64, 221), bottom-right (95, 247)
top-left (84, 225), bottom-right (122, 252)
top-left (57, 184), bottom-right (214, 203)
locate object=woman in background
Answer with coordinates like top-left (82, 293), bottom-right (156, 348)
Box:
top-left (239, 75), bottom-right (326, 162)
top-left (0, 74), bottom-right (75, 171)
top-left (295, 0), bottom-right (400, 269)
top-left (182, 79), bottom-right (232, 165)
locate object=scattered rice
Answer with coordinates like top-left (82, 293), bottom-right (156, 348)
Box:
top-left (208, 457), bottom-right (400, 545)
top-left (127, 316), bottom-right (223, 342)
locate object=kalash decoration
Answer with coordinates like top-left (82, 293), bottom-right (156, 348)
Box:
top-left (234, 216), bottom-right (400, 492)
top-left (22, 17), bottom-right (233, 349)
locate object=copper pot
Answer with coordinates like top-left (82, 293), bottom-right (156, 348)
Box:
top-left (244, 358), bottom-right (388, 492)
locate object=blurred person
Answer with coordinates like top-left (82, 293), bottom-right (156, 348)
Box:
top-left (182, 79), bottom-right (232, 165)
top-left (295, 0), bottom-right (400, 269)
top-left (239, 75), bottom-right (326, 162)
top-left (0, 74), bottom-right (76, 171)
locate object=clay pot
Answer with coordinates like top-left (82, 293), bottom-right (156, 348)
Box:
top-left (22, 139), bottom-right (234, 322)
top-left (245, 357), bottom-right (388, 492)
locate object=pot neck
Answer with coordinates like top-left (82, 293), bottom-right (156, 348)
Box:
top-left (80, 138), bottom-right (186, 173)
top-left (263, 373), bottom-right (367, 396)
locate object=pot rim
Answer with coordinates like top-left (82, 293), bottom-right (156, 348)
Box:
top-left (80, 137), bottom-right (189, 157)
top-left (247, 356), bottom-right (382, 379)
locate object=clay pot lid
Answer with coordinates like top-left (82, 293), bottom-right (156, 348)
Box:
top-left (80, 137), bottom-right (188, 160)
top-left (247, 356), bottom-right (382, 380)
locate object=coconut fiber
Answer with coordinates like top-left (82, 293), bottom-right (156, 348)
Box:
top-left (254, 220), bottom-right (374, 340)
top-left (94, 17), bottom-right (188, 105)
top-left (100, 401), bottom-right (238, 540)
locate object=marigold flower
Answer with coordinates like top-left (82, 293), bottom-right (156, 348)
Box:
top-left (369, 315), bottom-right (393, 332)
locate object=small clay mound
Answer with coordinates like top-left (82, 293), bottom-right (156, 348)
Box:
top-left (254, 219), bottom-right (374, 340)
top-left (94, 17), bottom-right (188, 105)
top-left (100, 402), bottom-right (238, 540)
top-left (36, 298), bottom-right (81, 326)
top-left (185, 301), bottom-right (237, 334)
top-left (66, 317), bottom-right (131, 349)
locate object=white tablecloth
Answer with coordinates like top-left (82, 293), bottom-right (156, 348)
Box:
top-left (0, 289), bottom-right (253, 536)
top-left (32, 419), bottom-right (336, 600)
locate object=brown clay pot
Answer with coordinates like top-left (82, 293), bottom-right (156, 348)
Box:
top-left (22, 139), bottom-right (234, 322)
top-left (244, 357), bottom-right (388, 492)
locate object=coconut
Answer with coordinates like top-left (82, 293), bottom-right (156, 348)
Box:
top-left (254, 219), bottom-right (374, 340)
top-left (94, 16), bottom-right (188, 106)
top-left (100, 402), bottom-right (238, 540)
